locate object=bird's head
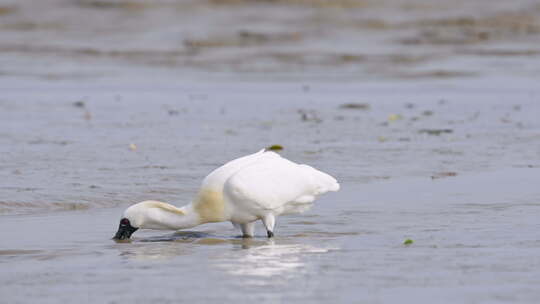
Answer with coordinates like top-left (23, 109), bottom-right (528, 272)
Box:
top-left (112, 203), bottom-right (144, 241)
top-left (112, 201), bottom-right (190, 241)
top-left (113, 217), bottom-right (139, 241)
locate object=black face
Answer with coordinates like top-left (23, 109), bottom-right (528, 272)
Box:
top-left (113, 218), bottom-right (139, 240)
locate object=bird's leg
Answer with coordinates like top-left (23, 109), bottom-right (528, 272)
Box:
top-left (240, 222), bottom-right (255, 238)
top-left (262, 214), bottom-right (276, 238)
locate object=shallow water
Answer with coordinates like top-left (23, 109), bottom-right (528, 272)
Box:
top-left (2, 0), bottom-right (540, 303)
top-left (2, 79), bottom-right (540, 304)
top-left (2, 168), bottom-right (540, 303)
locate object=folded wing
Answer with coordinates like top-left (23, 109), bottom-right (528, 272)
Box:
top-left (223, 155), bottom-right (339, 212)
top-left (199, 149), bottom-right (280, 192)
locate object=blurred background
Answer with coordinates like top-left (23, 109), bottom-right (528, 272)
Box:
top-left (1, 0), bottom-right (540, 81)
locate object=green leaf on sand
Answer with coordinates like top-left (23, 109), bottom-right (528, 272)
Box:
top-left (403, 239), bottom-right (414, 245)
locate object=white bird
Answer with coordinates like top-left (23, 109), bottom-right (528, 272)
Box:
top-left (113, 149), bottom-right (339, 240)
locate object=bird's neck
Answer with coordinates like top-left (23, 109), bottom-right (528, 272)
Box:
top-left (138, 202), bottom-right (203, 230)
top-left (165, 204), bottom-right (202, 230)
top-left (130, 196), bottom-right (224, 231)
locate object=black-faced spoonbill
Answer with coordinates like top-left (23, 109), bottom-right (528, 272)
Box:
top-left (113, 149), bottom-right (339, 240)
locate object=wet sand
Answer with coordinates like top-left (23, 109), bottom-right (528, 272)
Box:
top-left (2, 0), bottom-right (540, 303)
top-left (1, 80), bottom-right (539, 214)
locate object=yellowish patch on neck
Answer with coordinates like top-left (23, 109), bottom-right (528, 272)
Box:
top-left (145, 200), bottom-right (185, 215)
top-left (194, 189), bottom-right (225, 223)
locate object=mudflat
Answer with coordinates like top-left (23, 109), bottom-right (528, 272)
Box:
top-left (1, 82), bottom-right (540, 303)
top-left (1, 0), bottom-right (540, 303)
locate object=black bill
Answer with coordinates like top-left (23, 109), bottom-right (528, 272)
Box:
top-left (113, 218), bottom-right (138, 240)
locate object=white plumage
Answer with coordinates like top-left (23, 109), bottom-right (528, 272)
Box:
top-left (114, 149), bottom-right (339, 239)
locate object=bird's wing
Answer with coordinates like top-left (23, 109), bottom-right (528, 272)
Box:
top-left (200, 149), bottom-right (281, 192)
top-left (223, 156), bottom-right (339, 211)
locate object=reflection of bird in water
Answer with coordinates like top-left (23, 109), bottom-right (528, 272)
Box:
top-left (115, 232), bottom-right (273, 261)
top-left (215, 242), bottom-right (336, 281)
top-left (113, 149), bottom-right (339, 240)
